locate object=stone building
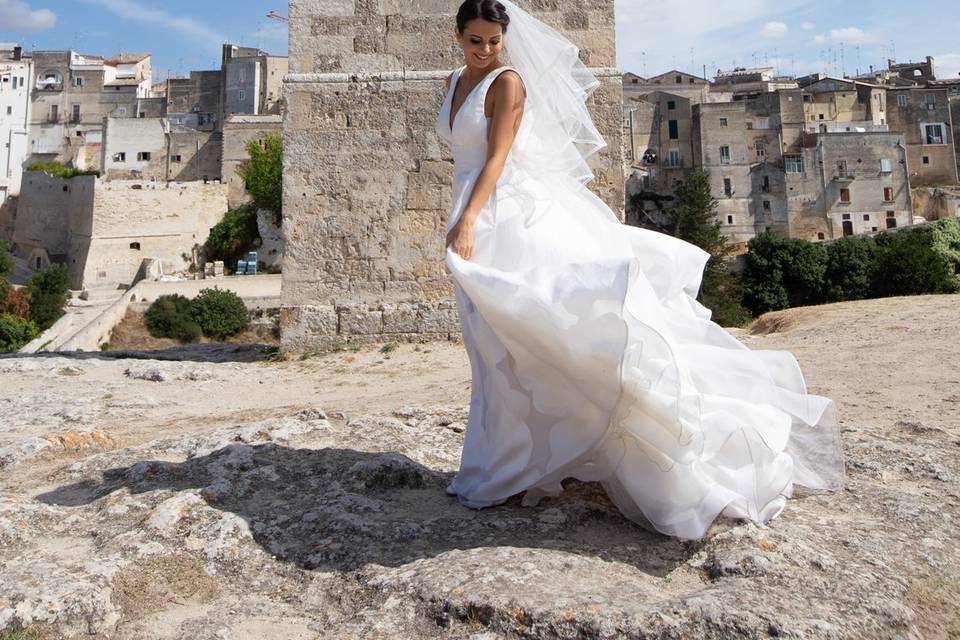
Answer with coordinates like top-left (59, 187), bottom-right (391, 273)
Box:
top-left (281, 0), bottom-right (623, 352)
top-left (0, 44), bottom-right (32, 225)
top-left (27, 50), bottom-right (153, 170)
top-left (623, 70), bottom-right (711, 105)
top-left (886, 86), bottom-right (959, 187)
top-left (13, 171), bottom-right (226, 288)
top-left (222, 45), bottom-right (287, 119)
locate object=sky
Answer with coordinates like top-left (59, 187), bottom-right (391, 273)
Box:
top-left (1, 0), bottom-right (959, 83)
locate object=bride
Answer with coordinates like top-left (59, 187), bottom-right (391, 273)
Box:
top-left (437, 0), bottom-right (844, 540)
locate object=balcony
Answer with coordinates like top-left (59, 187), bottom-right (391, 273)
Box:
top-left (36, 75), bottom-right (63, 91)
top-left (833, 172), bottom-right (856, 183)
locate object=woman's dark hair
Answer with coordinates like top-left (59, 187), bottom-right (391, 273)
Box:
top-left (456, 0), bottom-right (510, 34)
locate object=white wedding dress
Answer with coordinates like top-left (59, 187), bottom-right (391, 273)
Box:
top-left (437, 65), bottom-right (844, 540)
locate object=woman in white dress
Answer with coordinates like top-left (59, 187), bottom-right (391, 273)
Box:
top-left (438, 0), bottom-right (845, 540)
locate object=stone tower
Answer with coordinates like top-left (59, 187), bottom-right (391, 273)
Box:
top-left (281, 0), bottom-right (623, 352)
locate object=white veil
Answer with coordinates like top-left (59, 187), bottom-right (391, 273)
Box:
top-left (498, 0), bottom-right (608, 187)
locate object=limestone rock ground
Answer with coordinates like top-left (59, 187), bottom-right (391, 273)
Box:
top-left (1, 295), bottom-right (959, 639)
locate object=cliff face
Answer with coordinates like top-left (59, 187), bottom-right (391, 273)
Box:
top-left (1, 295), bottom-right (959, 639)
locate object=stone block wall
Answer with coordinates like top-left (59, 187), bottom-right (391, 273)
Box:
top-left (281, 0), bottom-right (623, 353)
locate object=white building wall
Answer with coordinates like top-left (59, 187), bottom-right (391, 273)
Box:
top-left (0, 54), bottom-right (33, 199)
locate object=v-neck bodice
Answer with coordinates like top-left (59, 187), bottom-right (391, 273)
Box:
top-left (437, 65), bottom-right (518, 173)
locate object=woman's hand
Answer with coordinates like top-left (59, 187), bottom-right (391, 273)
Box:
top-left (445, 216), bottom-right (476, 261)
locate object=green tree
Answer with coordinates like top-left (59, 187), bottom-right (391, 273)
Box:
top-left (0, 313), bottom-right (39, 353)
top-left (824, 235), bottom-right (877, 302)
top-left (871, 228), bottom-right (959, 297)
top-left (665, 171), bottom-right (751, 326)
top-left (145, 294), bottom-right (202, 342)
top-left (0, 241), bottom-right (13, 279)
top-left (204, 204), bottom-right (260, 269)
top-left (238, 134), bottom-right (282, 226)
top-left (27, 263), bottom-right (70, 330)
top-left (742, 231), bottom-right (791, 315)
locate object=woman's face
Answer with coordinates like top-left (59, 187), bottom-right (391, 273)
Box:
top-left (456, 19), bottom-right (504, 70)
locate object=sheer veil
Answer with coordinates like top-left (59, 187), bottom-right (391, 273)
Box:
top-left (498, 0), bottom-right (608, 187)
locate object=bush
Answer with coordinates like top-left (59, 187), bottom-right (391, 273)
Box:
top-left (824, 236), bottom-right (877, 302)
top-left (204, 204), bottom-right (260, 269)
top-left (189, 288), bottom-right (249, 340)
top-left (0, 313), bottom-right (39, 353)
top-left (930, 218), bottom-right (960, 275)
top-left (871, 228), bottom-right (959, 297)
top-left (0, 278), bottom-right (9, 306)
top-left (27, 263), bottom-right (70, 330)
top-left (145, 294), bottom-right (203, 342)
top-left (742, 232), bottom-right (791, 315)
top-left (0, 243), bottom-right (12, 279)
top-left (26, 161), bottom-right (99, 179)
top-left (0, 287), bottom-right (31, 319)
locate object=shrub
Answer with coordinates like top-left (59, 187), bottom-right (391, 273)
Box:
top-left (0, 287), bottom-right (31, 319)
top-left (26, 161), bottom-right (99, 179)
top-left (930, 218), bottom-right (960, 275)
top-left (780, 239), bottom-right (828, 308)
top-left (144, 294), bottom-right (202, 342)
top-left (0, 277), bottom-right (9, 306)
top-left (824, 235), bottom-right (877, 302)
top-left (204, 204), bottom-right (260, 269)
top-left (27, 263), bottom-right (70, 330)
top-left (871, 228), bottom-right (959, 297)
top-left (189, 288), bottom-right (249, 340)
top-left (0, 313), bottom-right (39, 353)
top-left (0, 243), bottom-right (12, 278)
top-left (742, 232), bottom-right (791, 315)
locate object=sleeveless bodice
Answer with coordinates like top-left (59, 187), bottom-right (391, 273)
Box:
top-left (437, 66), bottom-right (518, 174)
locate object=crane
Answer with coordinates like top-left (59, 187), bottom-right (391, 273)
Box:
top-left (266, 10), bottom-right (289, 23)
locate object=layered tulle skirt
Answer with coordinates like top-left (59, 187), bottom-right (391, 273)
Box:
top-left (444, 165), bottom-right (844, 540)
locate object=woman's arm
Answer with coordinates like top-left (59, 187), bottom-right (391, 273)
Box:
top-left (446, 70), bottom-right (526, 260)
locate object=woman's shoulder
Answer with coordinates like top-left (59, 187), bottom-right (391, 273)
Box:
top-left (490, 67), bottom-right (526, 96)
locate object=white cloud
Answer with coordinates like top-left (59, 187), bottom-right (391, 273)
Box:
top-left (0, 0), bottom-right (56, 32)
top-left (812, 27), bottom-right (878, 46)
top-left (616, 0), bottom-right (805, 75)
top-left (760, 21), bottom-right (788, 39)
top-left (936, 53), bottom-right (960, 79)
top-left (81, 0), bottom-right (225, 45)
top-left (801, 21), bottom-right (816, 30)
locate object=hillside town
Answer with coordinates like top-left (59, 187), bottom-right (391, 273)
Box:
top-left (0, 42), bottom-right (285, 293)
top-left (623, 57), bottom-right (960, 247)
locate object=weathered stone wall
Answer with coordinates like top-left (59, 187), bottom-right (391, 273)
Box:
top-left (281, 0), bottom-right (623, 353)
top-left (221, 115), bottom-right (283, 208)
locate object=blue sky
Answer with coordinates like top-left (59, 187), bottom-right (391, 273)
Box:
top-left (2, 0), bottom-right (959, 82)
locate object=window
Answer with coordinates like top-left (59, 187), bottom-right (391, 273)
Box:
top-left (171, 155), bottom-right (182, 163)
top-left (727, 215), bottom-right (734, 224)
top-left (74, 77), bottom-right (84, 87)
top-left (818, 113), bottom-right (825, 120)
top-left (118, 107), bottom-right (126, 115)
top-left (49, 105), bottom-right (58, 122)
top-left (129, 242), bottom-right (141, 250)
top-left (720, 117), bottom-right (728, 127)
top-left (668, 119), bottom-right (679, 140)
top-left (239, 89), bottom-right (246, 101)
top-left (863, 214), bottom-right (871, 221)
top-left (667, 100), bottom-right (676, 110)
top-left (818, 232), bottom-right (826, 240)
top-left (763, 200), bottom-right (771, 211)
top-left (880, 158), bottom-right (892, 173)
top-left (137, 151), bottom-right (151, 161)
top-left (723, 178), bottom-right (733, 196)
top-left (840, 188), bottom-right (851, 203)
top-left (4, 107), bottom-right (10, 116)
top-left (923, 156), bottom-right (930, 165)
top-left (803, 94), bottom-right (811, 103)
top-left (886, 213), bottom-right (897, 229)
top-left (923, 123), bottom-right (946, 144)
top-left (926, 94), bottom-right (936, 110)
top-left (71, 104), bottom-right (80, 123)
top-left (675, 75), bottom-right (682, 84)
top-left (756, 142), bottom-right (766, 159)
top-left (667, 149), bottom-right (682, 168)
top-left (883, 187), bottom-right (894, 202)
top-left (837, 160), bottom-right (849, 177)
top-left (785, 154), bottom-right (804, 174)
top-left (842, 213), bottom-right (851, 220)
top-left (113, 152), bottom-right (126, 162)
top-left (719, 145), bottom-right (731, 165)
top-left (761, 175), bottom-right (770, 192)
top-left (897, 94), bottom-right (908, 107)
top-left (11, 76), bottom-right (16, 89)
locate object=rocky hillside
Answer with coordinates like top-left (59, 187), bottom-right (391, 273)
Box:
top-left (1, 295), bottom-right (958, 639)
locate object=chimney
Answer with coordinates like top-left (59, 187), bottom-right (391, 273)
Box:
top-left (13, 46), bottom-right (22, 61)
